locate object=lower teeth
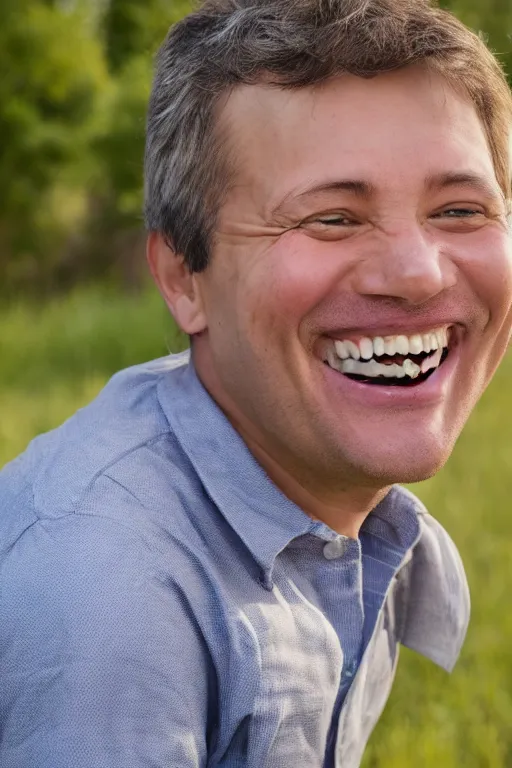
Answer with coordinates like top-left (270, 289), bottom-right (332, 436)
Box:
top-left (328, 348), bottom-right (449, 386)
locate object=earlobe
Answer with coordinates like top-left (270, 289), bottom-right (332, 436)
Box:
top-left (146, 232), bottom-right (207, 335)
top-left (174, 295), bottom-right (207, 335)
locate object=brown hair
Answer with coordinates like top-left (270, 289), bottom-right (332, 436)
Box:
top-left (144, 0), bottom-right (512, 272)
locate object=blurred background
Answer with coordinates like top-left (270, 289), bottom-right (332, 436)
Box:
top-left (1, 1), bottom-right (512, 766)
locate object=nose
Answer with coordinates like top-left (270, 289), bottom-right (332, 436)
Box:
top-left (351, 224), bottom-right (458, 305)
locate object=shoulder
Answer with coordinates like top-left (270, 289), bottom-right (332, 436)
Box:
top-left (394, 486), bottom-right (470, 672)
top-left (0, 354), bottom-right (195, 540)
top-left (0, 491), bottom-right (213, 686)
top-left (0, 352), bottom-right (221, 630)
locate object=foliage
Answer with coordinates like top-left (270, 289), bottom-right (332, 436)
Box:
top-left (0, 0), bottom-right (108, 286)
top-left (103, 0), bottom-right (193, 72)
top-left (440, 0), bottom-right (512, 84)
top-left (1, 0), bottom-right (193, 294)
top-left (0, 0), bottom-right (510, 294)
top-left (91, 0), bottom-right (194, 266)
top-left (1, 288), bottom-right (511, 766)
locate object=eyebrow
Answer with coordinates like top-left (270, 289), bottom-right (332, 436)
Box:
top-left (271, 170), bottom-right (506, 218)
top-left (271, 179), bottom-right (377, 217)
top-left (296, 179), bottom-right (377, 199)
top-left (425, 171), bottom-right (505, 203)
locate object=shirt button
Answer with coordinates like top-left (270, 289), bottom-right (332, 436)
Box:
top-left (323, 538), bottom-right (348, 560)
top-left (344, 660), bottom-right (356, 678)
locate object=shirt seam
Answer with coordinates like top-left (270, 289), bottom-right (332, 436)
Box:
top-left (32, 430), bottom-right (172, 522)
top-left (74, 424), bottom-right (174, 515)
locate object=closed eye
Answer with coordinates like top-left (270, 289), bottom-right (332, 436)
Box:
top-left (313, 215), bottom-right (357, 226)
top-left (298, 212), bottom-right (364, 241)
top-left (428, 205), bottom-right (493, 232)
top-left (431, 208), bottom-right (483, 218)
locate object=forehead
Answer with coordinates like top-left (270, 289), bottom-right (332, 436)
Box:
top-left (220, 67), bottom-right (497, 204)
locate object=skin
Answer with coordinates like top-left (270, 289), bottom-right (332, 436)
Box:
top-left (148, 65), bottom-right (512, 537)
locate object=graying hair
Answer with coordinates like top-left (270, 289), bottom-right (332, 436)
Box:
top-left (144, 0), bottom-right (512, 273)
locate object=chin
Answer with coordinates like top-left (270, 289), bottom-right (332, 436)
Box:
top-left (330, 410), bottom-right (466, 485)
top-left (363, 449), bottom-right (452, 486)
top-left (336, 431), bottom-right (457, 487)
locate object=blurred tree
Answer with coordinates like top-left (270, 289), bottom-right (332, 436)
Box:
top-left (85, 0), bottom-right (193, 289)
top-left (0, 0), bottom-right (108, 290)
top-left (103, 0), bottom-right (192, 72)
top-left (440, 0), bottom-right (512, 79)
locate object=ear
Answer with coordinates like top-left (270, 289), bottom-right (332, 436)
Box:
top-left (147, 232), bottom-right (207, 335)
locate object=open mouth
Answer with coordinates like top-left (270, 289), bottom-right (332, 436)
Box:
top-left (323, 327), bottom-right (454, 388)
top-left (341, 347), bottom-right (450, 387)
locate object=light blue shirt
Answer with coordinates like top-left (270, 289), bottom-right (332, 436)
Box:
top-left (0, 351), bottom-right (469, 767)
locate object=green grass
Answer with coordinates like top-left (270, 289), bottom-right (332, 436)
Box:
top-left (0, 284), bottom-right (188, 465)
top-left (1, 286), bottom-right (511, 766)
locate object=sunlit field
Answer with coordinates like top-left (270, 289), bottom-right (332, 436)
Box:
top-left (0, 286), bottom-right (187, 465)
top-left (2, 287), bottom-right (511, 767)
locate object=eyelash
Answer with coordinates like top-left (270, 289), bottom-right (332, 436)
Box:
top-left (313, 208), bottom-right (484, 226)
top-left (432, 208), bottom-right (483, 218)
top-left (315, 215), bottom-right (355, 226)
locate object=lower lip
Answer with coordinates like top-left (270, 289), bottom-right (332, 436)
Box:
top-left (320, 344), bottom-right (460, 408)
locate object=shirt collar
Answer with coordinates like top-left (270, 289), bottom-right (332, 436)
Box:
top-left (157, 351), bottom-right (420, 587)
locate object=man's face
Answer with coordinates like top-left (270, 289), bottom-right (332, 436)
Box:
top-left (193, 67), bottom-right (512, 491)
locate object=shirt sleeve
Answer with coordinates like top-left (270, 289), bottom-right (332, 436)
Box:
top-left (0, 512), bottom-right (210, 768)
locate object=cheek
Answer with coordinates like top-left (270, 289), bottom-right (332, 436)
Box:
top-left (453, 233), bottom-right (512, 380)
top-left (244, 235), bottom-right (339, 331)
top-left (455, 232), bottom-right (512, 318)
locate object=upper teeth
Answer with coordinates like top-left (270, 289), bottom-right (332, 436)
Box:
top-left (334, 328), bottom-right (449, 362)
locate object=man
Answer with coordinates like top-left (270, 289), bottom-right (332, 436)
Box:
top-left (1, 0), bottom-right (511, 765)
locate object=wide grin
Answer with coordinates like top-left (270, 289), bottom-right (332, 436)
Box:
top-left (323, 327), bottom-right (452, 386)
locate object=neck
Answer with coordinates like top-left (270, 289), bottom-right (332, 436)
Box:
top-left (228, 420), bottom-right (389, 538)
